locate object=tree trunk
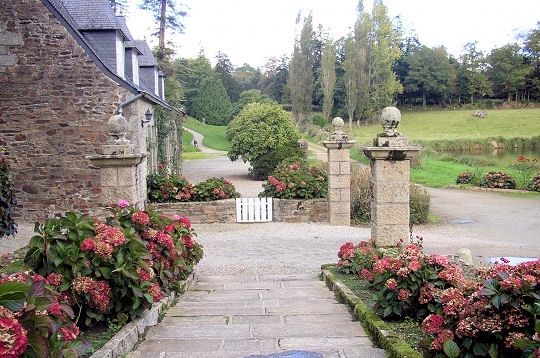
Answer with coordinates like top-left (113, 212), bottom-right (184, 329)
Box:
top-left (159, 0), bottom-right (166, 52)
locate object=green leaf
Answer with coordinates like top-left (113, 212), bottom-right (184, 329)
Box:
top-left (472, 342), bottom-right (489, 356)
top-left (481, 278), bottom-right (499, 296)
top-left (443, 340), bottom-right (460, 358)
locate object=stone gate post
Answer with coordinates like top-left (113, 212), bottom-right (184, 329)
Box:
top-left (361, 107), bottom-right (420, 247)
top-left (322, 117), bottom-right (356, 226)
top-left (87, 114), bottom-right (147, 209)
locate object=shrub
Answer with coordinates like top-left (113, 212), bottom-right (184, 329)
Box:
top-left (147, 172), bottom-right (196, 202)
top-left (249, 140), bottom-right (306, 180)
top-left (24, 202), bottom-right (202, 327)
top-left (0, 152), bottom-right (17, 238)
top-left (420, 259), bottom-right (540, 357)
top-left (336, 239), bottom-right (379, 275)
top-left (358, 238), bottom-right (467, 320)
top-left (147, 173), bottom-right (239, 202)
top-left (511, 156), bottom-right (540, 189)
top-left (480, 171), bottom-right (517, 189)
top-left (259, 160), bottom-right (327, 199)
top-left (312, 113), bottom-right (326, 127)
top-left (0, 272), bottom-right (90, 357)
top-left (336, 239), bottom-right (540, 357)
top-left (350, 165), bottom-right (371, 224)
top-left (527, 172), bottom-right (540, 192)
top-left (350, 165), bottom-right (430, 225)
top-left (456, 172), bottom-right (473, 184)
top-left (192, 177), bottom-right (240, 201)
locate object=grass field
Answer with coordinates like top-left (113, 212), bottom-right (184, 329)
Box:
top-left (182, 116), bottom-right (229, 151)
top-left (346, 108), bottom-right (540, 145)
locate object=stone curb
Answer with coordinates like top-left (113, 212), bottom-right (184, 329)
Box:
top-left (321, 265), bottom-right (422, 358)
top-left (89, 273), bottom-right (196, 358)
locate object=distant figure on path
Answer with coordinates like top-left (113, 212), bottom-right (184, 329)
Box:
top-left (193, 139), bottom-right (198, 147)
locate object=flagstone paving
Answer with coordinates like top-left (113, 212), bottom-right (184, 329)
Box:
top-left (126, 274), bottom-right (386, 358)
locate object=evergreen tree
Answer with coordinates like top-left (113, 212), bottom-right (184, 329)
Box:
top-left (215, 52), bottom-right (241, 102)
top-left (191, 73), bottom-right (232, 125)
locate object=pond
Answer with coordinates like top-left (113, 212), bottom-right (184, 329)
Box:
top-left (448, 147), bottom-right (540, 167)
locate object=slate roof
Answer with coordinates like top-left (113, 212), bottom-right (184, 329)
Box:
top-left (59, 0), bottom-right (121, 32)
top-left (116, 15), bottom-right (141, 52)
top-left (134, 40), bottom-right (158, 67)
top-left (43, 0), bottom-right (180, 113)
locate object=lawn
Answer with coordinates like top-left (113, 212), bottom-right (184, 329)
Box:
top-left (182, 116), bottom-right (229, 151)
top-left (344, 108), bottom-right (540, 145)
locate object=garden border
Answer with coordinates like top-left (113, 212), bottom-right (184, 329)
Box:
top-left (321, 265), bottom-right (422, 358)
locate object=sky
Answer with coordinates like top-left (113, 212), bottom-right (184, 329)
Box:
top-left (124, 0), bottom-right (540, 68)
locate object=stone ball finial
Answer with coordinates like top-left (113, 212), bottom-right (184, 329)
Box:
top-left (108, 114), bottom-right (130, 143)
top-left (380, 106), bottom-right (401, 136)
top-left (332, 116), bottom-right (344, 130)
top-left (330, 117), bottom-right (348, 142)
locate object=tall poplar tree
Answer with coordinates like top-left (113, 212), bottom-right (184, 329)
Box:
top-left (343, 37), bottom-right (358, 128)
top-left (321, 41), bottom-right (337, 121)
top-left (354, 1), bottom-right (371, 123)
top-left (289, 13), bottom-right (315, 123)
top-left (367, 0), bottom-right (402, 118)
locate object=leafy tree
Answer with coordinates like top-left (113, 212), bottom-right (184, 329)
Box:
top-left (404, 46), bottom-right (454, 108)
top-left (523, 22), bottom-right (540, 100)
top-left (139, 0), bottom-right (188, 58)
top-left (289, 13), bottom-right (315, 122)
top-left (234, 63), bottom-right (261, 93)
top-left (321, 40), bottom-right (337, 121)
top-left (488, 44), bottom-right (532, 102)
top-left (226, 103), bottom-right (302, 178)
top-left (173, 54), bottom-right (214, 114)
top-left (190, 73), bottom-right (232, 125)
top-left (230, 89), bottom-right (272, 118)
top-left (459, 42), bottom-right (492, 105)
top-left (215, 52), bottom-right (241, 102)
top-left (259, 56), bottom-right (289, 103)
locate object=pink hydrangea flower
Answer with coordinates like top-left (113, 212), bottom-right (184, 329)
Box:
top-left (117, 199), bottom-right (130, 208)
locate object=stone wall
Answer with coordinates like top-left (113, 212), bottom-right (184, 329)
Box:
top-left (148, 199), bottom-right (328, 224)
top-left (0, 0), bottom-right (140, 221)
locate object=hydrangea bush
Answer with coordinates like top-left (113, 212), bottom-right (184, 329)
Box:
top-left (24, 201), bottom-right (202, 327)
top-left (147, 173), bottom-right (239, 203)
top-left (259, 161), bottom-right (327, 199)
top-left (336, 239), bottom-right (540, 357)
top-left (0, 272), bottom-right (89, 357)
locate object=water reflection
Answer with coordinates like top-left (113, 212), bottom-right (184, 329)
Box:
top-left (449, 148), bottom-right (540, 166)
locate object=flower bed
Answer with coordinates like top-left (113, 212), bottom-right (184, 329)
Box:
top-left (335, 239), bottom-right (540, 357)
top-left (0, 201), bottom-right (203, 357)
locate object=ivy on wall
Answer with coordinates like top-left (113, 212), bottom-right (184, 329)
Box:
top-left (154, 106), bottom-right (183, 176)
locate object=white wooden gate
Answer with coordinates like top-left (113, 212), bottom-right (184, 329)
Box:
top-left (235, 198), bottom-right (273, 223)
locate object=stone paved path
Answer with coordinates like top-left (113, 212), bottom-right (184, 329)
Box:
top-left (126, 274), bottom-right (386, 358)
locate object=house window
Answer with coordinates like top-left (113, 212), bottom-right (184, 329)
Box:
top-left (132, 51), bottom-right (139, 85)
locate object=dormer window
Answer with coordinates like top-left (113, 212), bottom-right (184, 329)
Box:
top-left (115, 31), bottom-right (125, 78)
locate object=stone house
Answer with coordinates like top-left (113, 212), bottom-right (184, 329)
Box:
top-left (0, 0), bottom-right (182, 221)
